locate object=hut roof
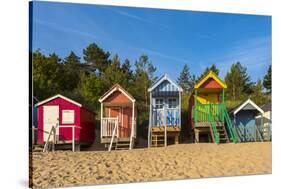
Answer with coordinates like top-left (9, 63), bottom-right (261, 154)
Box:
top-left (148, 74), bottom-right (183, 92)
top-left (261, 102), bottom-right (271, 112)
top-left (35, 94), bottom-right (82, 107)
top-left (99, 84), bottom-right (135, 103)
top-left (230, 99), bottom-right (264, 115)
top-left (194, 71), bottom-right (227, 89)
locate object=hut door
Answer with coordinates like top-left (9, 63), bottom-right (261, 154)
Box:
top-left (110, 108), bottom-right (122, 137)
top-left (43, 106), bottom-right (59, 142)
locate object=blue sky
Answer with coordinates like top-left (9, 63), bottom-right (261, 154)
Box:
top-left (32, 1), bottom-right (272, 82)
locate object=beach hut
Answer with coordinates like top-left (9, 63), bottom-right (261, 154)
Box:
top-left (255, 102), bottom-right (272, 141)
top-left (230, 99), bottom-right (264, 142)
top-left (148, 74), bottom-right (183, 147)
top-left (36, 94), bottom-right (96, 151)
top-left (188, 71), bottom-right (238, 144)
top-left (99, 84), bottom-right (136, 151)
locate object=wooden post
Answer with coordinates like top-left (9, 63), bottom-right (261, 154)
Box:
top-left (72, 126), bottom-right (75, 152)
top-left (179, 91), bottom-right (181, 127)
top-left (101, 103), bottom-right (103, 139)
top-left (164, 105), bottom-right (167, 147)
top-left (52, 126), bottom-right (56, 152)
top-left (194, 90), bottom-right (197, 124)
top-left (130, 102), bottom-right (135, 150)
top-left (148, 92), bottom-right (152, 147)
top-left (195, 129), bottom-right (199, 143)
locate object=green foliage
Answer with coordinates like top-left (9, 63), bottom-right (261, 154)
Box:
top-left (225, 62), bottom-right (253, 101)
top-left (131, 55), bottom-right (157, 125)
top-left (250, 80), bottom-right (269, 106)
top-left (101, 54), bottom-right (130, 90)
top-left (33, 50), bottom-right (64, 99)
top-left (83, 43), bottom-right (110, 74)
top-left (62, 51), bottom-right (82, 91)
top-left (177, 64), bottom-right (195, 92)
top-left (197, 64), bottom-right (220, 82)
top-left (263, 64), bottom-right (271, 93)
top-left (77, 72), bottom-right (104, 110)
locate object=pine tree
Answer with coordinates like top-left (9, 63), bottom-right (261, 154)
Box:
top-left (63, 51), bottom-right (81, 91)
top-left (250, 80), bottom-right (267, 106)
top-left (189, 74), bottom-right (196, 91)
top-left (263, 64), bottom-right (272, 93)
top-left (83, 43), bottom-right (110, 74)
top-left (177, 64), bottom-right (190, 92)
top-left (197, 64), bottom-right (219, 82)
top-left (225, 62), bottom-right (253, 101)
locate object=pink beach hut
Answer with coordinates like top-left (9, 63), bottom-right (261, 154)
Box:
top-left (35, 94), bottom-right (96, 151)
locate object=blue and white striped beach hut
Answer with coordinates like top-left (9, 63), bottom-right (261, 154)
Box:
top-left (147, 74), bottom-right (183, 147)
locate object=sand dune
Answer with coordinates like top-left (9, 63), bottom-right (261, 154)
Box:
top-left (30, 142), bottom-right (271, 188)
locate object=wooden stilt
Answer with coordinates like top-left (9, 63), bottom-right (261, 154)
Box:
top-left (175, 135), bottom-right (179, 144)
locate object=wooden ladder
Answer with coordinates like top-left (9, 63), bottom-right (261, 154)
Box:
top-left (115, 139), bottom-right (131, 150)
top-left (151, 133), bottom-right (165, 147)
top-left (216, 122), bottom-right (229, 143)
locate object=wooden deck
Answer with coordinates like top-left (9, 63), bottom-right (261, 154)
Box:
top-left (151, 125), bottom-right (181, 132)
top-left (101, 137), bottom-right (131, 144)
top-left (195, 121), bottom-right (223, 128)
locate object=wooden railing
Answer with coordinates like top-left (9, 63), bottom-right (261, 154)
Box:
top-left (101, 117), bottom-right (119, 138)
top-left (108, 120), bottom-right (118, 151)
top-left (43, 125), bottom-right (82, 152)
top-left (193, 104), bottom-right (239, 143)
top-left (152, 107), bottom-right (180, 127)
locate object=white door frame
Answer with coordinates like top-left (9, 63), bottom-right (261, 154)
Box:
top-left (43, 105), bottom-right (59, 141)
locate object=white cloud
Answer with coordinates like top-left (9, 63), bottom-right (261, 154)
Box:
top-left (34, 18), bottom-right (100, 40)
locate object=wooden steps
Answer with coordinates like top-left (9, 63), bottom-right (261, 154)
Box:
top-left (115, 140), bottom-right (131, 150)
top-left (107, 138), bottom-right (134, 151)
top-left (151, 134), bottom-right (165, 147)
top-left (216, 124), bottom-right (229, 143)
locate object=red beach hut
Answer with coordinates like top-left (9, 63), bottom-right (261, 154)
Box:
top-left (36, 94), bottom-right (96, 151)
top-left (99, 84), bottom-right (136, 151)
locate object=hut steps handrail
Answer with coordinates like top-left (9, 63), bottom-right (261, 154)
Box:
top-left (108, 117), bottom-right (119, 151)
top-left (208, 106), bottom-right (220, 144)
top-left (43, 124), bottom-right (58, 152)
top-left (221, 104), bottom-right (239, 143)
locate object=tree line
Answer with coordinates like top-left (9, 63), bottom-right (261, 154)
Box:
top-left (33, 42), bottom-right (271, 136)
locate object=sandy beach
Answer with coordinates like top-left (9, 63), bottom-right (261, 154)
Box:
top-left (30, 142), bottom-right (271, 188)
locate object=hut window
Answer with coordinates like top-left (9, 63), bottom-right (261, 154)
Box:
top-left (62, 110), bottom-right (75, 124)
top-left (155, 98), bottom-right (164, 109)
top-left (168, 98), bottom-right (177, 108)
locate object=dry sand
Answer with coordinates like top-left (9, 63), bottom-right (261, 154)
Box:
top-left (30, 142), bottom-right (271, 188)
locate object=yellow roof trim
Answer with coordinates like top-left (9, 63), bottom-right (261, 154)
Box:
top-left (194, 71), bottom-right (227, 89)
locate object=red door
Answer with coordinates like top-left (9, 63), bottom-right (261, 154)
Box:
top-left (110, 108), bottom-right (122, 137)
top-left (123, 107), bottom-right (132, 138)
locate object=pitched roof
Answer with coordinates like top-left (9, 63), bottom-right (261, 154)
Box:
top-left (35, 94), bottom-right (82, 107)
top-left (230, 99), bottom-right (264, 115)
top-left (194, 71), bottom-right (227, 89)
top-left (261, 102), bottom-right (271, 112)
top-left (148, 74), bottom-right (183, 92)
top-left (99, 84), bottom-right (135, 103)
